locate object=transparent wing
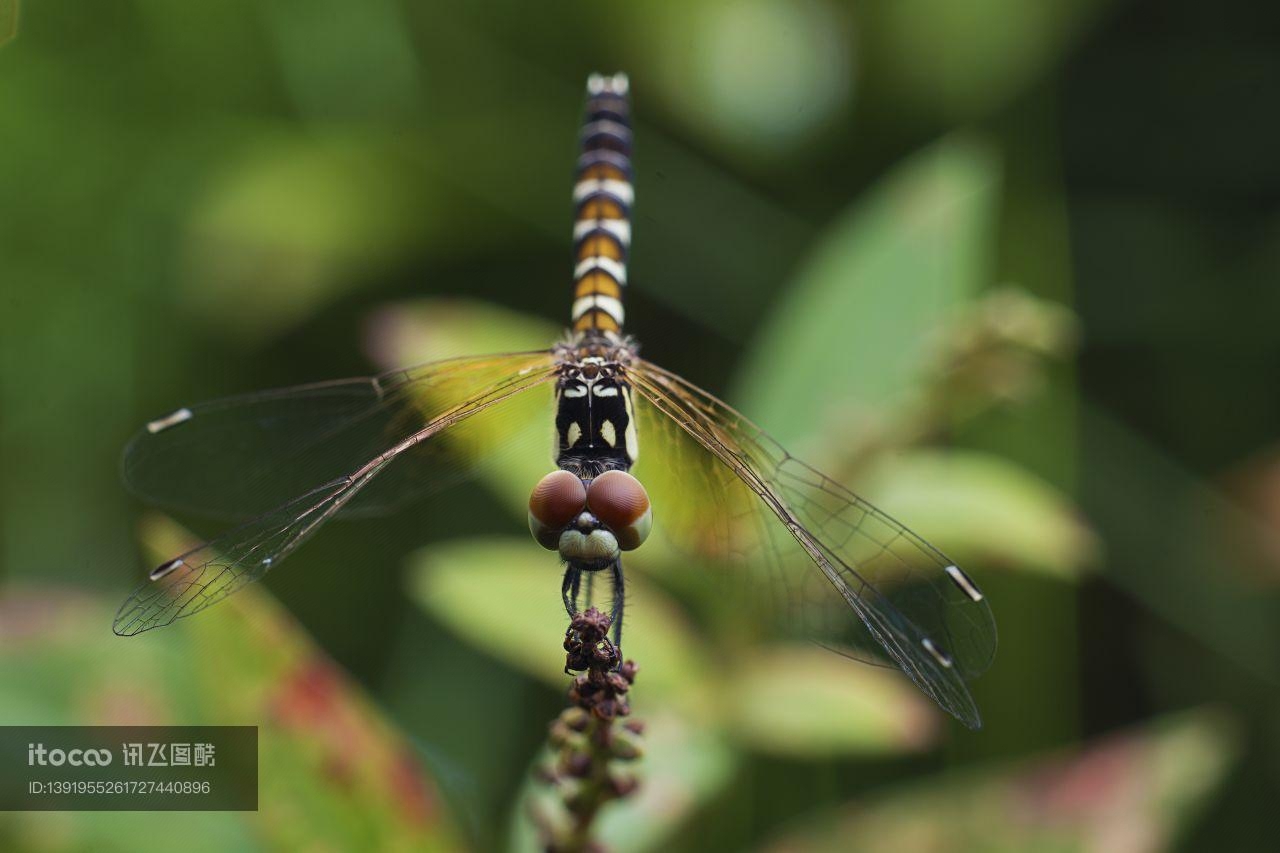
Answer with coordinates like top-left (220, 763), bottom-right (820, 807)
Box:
top-left (628, 359), bottom-right (997, 729)
top-left (123, 351), bottom-right (556, 519)
top-left (114, 361), bottom-right (557, 636)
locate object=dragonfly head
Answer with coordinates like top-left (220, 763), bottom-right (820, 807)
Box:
top-left (529, 469), bottom-right (652, 565)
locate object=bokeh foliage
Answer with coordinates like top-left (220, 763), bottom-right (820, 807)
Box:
top-left (2, 0), bottom-right (1278, 851)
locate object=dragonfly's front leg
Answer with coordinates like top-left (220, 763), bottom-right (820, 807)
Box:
top-left (610, 558), bottom-right (625, 661)
top-left (561, 565), bottom-right (582, 618)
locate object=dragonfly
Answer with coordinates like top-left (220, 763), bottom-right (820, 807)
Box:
top-left (115, 72), bottom-right (997, 729)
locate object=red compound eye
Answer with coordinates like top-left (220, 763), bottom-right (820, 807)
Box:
top-left (528, 470), bottom-right (587, 550)
top-left (586, 470), bottom-right (652, 551)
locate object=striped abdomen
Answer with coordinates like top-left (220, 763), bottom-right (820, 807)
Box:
top-left (571, 73), bottom-right (632, 336)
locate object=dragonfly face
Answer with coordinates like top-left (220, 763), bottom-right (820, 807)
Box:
top-left (116, 71), bottom-right (997, 730)
top-left (528, 467), bottom-right (652, 565)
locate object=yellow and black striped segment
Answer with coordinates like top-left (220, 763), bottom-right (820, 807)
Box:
top-left (571, 72), bottom-right (633, 337)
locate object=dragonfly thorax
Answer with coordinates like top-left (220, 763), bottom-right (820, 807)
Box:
top-left (553, 348), bottom-right (639, 478)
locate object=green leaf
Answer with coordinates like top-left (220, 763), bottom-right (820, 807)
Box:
top-left (862, 449), bottom-right (1097, 578)
top-left (407, 537), bottom-right (713, 707)
top-left (135, 517), bottom-right (467, 852)
top-left (735, 136), bottom-right (1000, 447)
top-left (0, 514), bottom-right (470, 853)
top-left (724, 646), bottom-right (940, 756)
top-left (763, 707), bottom-right (1239, 852)
top-left (365, 297), bottom-right (560, 365)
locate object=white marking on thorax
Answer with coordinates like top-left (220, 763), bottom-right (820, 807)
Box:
top-left (600, 420), bottom-right (617, 447)
top-left (566, 422), bottom-right (582, 448)
top-left (592, 384), bottom-right (619, 397)
top-left (623, 389), bottom-right (639, 463)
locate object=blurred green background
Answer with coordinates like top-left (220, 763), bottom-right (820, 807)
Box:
top-left (2, 1), bottom-right (1278, 850)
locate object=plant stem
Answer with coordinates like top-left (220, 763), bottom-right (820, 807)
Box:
top-left (534, 607), bottom-right (642, 853)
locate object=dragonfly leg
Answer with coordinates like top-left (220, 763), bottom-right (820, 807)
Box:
top-left (561, 566), bottom-right (582, 618)
top-left (610, 558), bottom-right (625, 660)
top-left (584, 570), bottom-right (595, 610)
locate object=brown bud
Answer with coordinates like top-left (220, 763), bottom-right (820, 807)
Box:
top-left (608, 773), bottom-right (639, 797)
top-left (562, 753), bottom-right (592, 778)
top-left (611, 734), bottom-right (642, 760)
top-left (561, 707), bottom-right (590, 731)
